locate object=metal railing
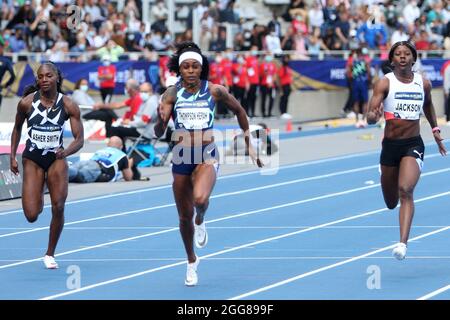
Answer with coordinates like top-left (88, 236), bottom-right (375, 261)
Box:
top-left (3, 49), bottom-right (448, 63)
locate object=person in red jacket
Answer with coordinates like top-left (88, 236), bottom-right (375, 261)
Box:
top-left (220, 49), bottom-right (234, 118)
top-left (277, 54), bottom-right (293, 118)
top-left (97, 55), bottom-right (116, 103)
top-left (259, 52), bottom-right (278, 118)
top-left (86, 79), bottom-right (142, 137)
top-left (245, 46), bottom-right (260, 117)
top-left (232, 53), bottom-right (249, 113)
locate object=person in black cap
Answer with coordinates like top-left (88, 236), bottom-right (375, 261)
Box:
top-left (0, 41), bottom-right (16, 109)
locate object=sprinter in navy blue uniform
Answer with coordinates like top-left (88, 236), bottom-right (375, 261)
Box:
top-left (10, 62), bottom-right (84, 269)
top-left (154, 42), bottom-right (263, 286)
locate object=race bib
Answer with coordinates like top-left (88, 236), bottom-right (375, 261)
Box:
top-left (248, 68), bottom-right (255, 77)
top-left (30, 129), bottom-right (61, 149)
top-left (176, 108), bottom-right (210, 130)
top-left (233, 76), bottom-right (240, 84)
top-left (267, 76), bottom-right (273, 85)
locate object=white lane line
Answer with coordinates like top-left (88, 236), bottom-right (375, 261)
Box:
top-left (417, 285), bottom-right (450, 300)
top-left (2, 160), bottom-right (449, 240)
top-left (1, 225), bottom-right (445, 230)
top-left (229, 224), bottom-right (450, 300)
top-left (1, 149), bottom-right (444, 217)
top-left (2, 256), bottom-right (450, 263)
top-left (0, 164), bottom-right (382, 239)
top-left (38, 190), bottom-right (450, 300)
top-left (0, 183), bottom-right (381, 270)
top-left (1, 167), bottom-right (449, 270)
top-left (0, 150), bottom-right (379, 216)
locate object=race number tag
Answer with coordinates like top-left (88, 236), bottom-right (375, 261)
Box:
top-left (248, 68), bottom-right (255, 77)
top-left (176, 108), bottom-right (210, 129)
top-left (30, 129), bottom-right (61, 149)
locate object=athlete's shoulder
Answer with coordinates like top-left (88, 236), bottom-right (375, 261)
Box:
top-left (419, 73), bottom-right (432, 90)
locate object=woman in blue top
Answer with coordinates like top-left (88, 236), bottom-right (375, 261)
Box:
top-left (154, 42), bottom-right (263, 286)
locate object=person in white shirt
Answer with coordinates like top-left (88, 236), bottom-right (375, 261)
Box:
top-left (71, 78), bottom-right (95, 107)
top-left (390, 23), bottom-right (409, 46)
top-left (402, 0), bottom-right (421, 27)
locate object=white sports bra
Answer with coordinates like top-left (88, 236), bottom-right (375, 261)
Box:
top-left (383, 72), bottom-right (424, 121)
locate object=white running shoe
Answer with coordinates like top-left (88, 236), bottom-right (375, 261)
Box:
top-left (193, 210), bottom-right (208, 249)
top-left (392, 242), bottom-right (407, 260)
top-left (43, 255), bottom-right (59, 269)
top-left (185, 256), bottom-right (199, 286)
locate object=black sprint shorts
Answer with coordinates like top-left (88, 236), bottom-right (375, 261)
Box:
top-left (380, 136), bottom-right (425, 170)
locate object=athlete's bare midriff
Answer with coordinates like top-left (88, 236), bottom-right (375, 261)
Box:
top-left (384, 119), bottom-right (420, 139)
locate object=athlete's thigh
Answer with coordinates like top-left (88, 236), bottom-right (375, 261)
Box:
top-left (398, 156), bottom-right (421, 193)
top-left (21, 158), bottom-right (46, 214)
top-left (380, 165), bottom-right (400, 207)
top-left (47, 159), bottom-right (68, 206)
top-left (191, 163), bottom-right (217, 201)
top-left (172, 173), bottom-right (194, 219)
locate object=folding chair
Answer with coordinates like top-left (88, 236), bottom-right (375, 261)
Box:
top-left (126, 124), bottom-right (174, 168)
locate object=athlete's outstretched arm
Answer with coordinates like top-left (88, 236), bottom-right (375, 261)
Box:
top-left (366, 77), bottom-right (389, 125)
top-left (211, 83), bottom-right (263, 168)
top-left (60, 97), bottom-right (84, 159)
top-left (154, 86), bottom-right (176, 138)
top-left (10, 96), bottom-right (31, 175)
top-left (422, 78), bottom-right (447, 156)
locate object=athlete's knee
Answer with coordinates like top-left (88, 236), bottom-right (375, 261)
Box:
top-left (398, 185), bottom-right (414, 200)
top-left (24, 210), bottom-right (40, 223)
top-left (193, 194), bottom-right (209, 209)
top-left (51, 199), bottom-right (65, 215)
top-left (386, 201), bottom-right (398, 210)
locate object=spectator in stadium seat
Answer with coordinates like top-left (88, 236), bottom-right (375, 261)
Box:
top-left (71, 78), bottom-right (95, 108)
top-left (209, 27), bottom-right (227, 52)
top-left (5, 1), bottom-right (35, 31)
top-left (97, 40), bottom-right (125, 62)
top-left (8, 28), bottom-right (27, 53)
top-left (84, 79), bottom-right (142, 137)
top-left (108, 82), bottom-right (159, 151)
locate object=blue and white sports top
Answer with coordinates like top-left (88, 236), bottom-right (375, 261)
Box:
top-left (26, 91), bottom-right (68, 155)
top-left (172, 80), bottom-right (215, 131)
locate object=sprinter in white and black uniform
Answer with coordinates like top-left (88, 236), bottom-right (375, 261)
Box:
top-left (367, 41), bottom-right (446, 260)
top-left (10, 62), bottom-right (84, 269)
top-left (154, 42), bottom-right (263, 286)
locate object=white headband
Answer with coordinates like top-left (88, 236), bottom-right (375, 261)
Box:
top-left (179, 51), bottom-right (203, 66)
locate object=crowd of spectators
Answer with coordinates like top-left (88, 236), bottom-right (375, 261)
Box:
top-left (0, 0), bottom-right (448, 62)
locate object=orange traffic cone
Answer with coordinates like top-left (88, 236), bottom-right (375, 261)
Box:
top-left (285, 119), bottom-right (293, 132)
